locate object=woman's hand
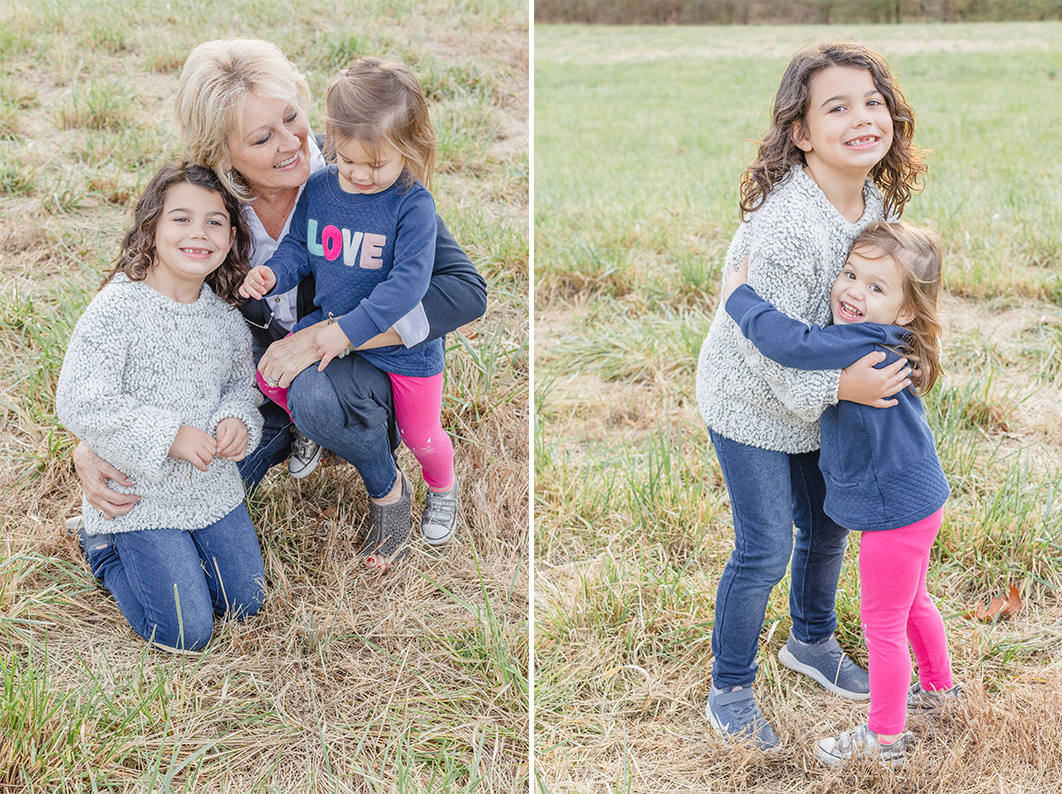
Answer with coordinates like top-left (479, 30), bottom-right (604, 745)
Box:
top-left (72, 441), bottom-right (140, 519)
top-left (169, 425), bottom-right (216, 472)
top-left (838, 352), bottom-right (911, 408)
top-left (215, 418), bottom-right (249, 462)
top-left (257, 323), bottom-right (327, 388)
top-left (721, 256), bottom-right (750, 305)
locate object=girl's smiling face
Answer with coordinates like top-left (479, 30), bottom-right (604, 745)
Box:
top-left (830, 246), bottom-right (915, 327)
top-left (225, 93), bottom-right (312, 196)
top-left (148, 181), bottom-right (235, 301)
top-left (793, 65), bottom-right (894, 177)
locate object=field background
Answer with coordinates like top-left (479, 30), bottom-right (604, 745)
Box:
top-left (0, 1), bottom-right (528, 792)
top-left (535, 21), bottom-right (1062, 794)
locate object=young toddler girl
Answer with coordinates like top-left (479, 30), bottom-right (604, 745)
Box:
top-left (722, 220), bottom-right (960, 767)
top-left (57, 160), bottom-right (265, 652)
top-left (240, 57), bottom-right (457, 569)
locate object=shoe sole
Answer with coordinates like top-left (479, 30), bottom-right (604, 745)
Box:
top-left (778, 646), bottom-right (871, 701)
top-left (289, 448), bottom-right (323, 479)
top-left (420, 525), bottom-right (454, 546)
top-left (815, 742), bottom-right (905, 768)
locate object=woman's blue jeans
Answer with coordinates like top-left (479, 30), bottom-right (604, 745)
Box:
top-left (238, 366), bottom-right (398, 500)
top-left (87, 504), bottom-right (266, 652)
top-left (708, 429), bottom-right (849, 690)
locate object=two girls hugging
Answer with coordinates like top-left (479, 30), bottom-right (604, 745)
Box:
top-left (697, 42), bottom-right (960, 767)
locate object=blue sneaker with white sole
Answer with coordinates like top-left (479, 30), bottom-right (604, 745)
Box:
top-left (778, 630), bottom-right (870, 700)
top-left (705, 686), bottom-right (781, 752)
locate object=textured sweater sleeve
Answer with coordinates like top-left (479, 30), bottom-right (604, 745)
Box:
top-left (208, 310), bottom-right (264, 453)
top-left (337, 189), bottom-right (437, 349)
top-left (56, 290), bottom-right (181, 482)
top-left (726, 284), bottom-right (890, 370)
top-left (733, 221), bottom-right (843, 422)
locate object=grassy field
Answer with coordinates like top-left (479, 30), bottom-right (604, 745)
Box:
top-left (535, 22), bottom-right (1062, 794)
top-left (0, 1), bottom-right (528, 791)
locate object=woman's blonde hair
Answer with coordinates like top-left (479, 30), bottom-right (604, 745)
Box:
top-left (852, 221), bottom-right (944, 394)
top-left (174, 38), bottom-right (311, 201)
top-left (324, 57), bottom-right (436, 190)
top-left (740, 42), bottom-right (928, 221)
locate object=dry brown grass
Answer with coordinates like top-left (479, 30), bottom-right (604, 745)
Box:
top-left (0, 1), bottom-right (529, 790)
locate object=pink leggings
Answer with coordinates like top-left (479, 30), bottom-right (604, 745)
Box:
top-left (859, 507), bottom-right (953, 735)
top-left (389, 371), bottom-right (454, 492)
top-left (257, 368), bottom-right (454, 492)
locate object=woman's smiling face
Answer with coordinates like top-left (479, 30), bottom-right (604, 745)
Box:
top-left (225, 93), bottom-right (312, 196)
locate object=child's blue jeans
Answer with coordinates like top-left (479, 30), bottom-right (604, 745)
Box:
top-left (708, 429), bottom-right (849, 690)
top-left (87, 503), bottom-right (265, 652)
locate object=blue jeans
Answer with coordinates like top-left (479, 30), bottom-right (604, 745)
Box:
top-left (238, 364), bottom-right (399, 500)
top-left (287, 365), bottom-right (398, 500)
top-left (87, 504), bottom-right (266, 652)
top-left (708, 429), bottom-right (849, 690)
top-left (238, 398), bottom-right (295, 491)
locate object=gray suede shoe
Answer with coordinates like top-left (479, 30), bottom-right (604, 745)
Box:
top-left (361, 471), bottom-right (412, 569)
top-left (908, 680), bottom-right (962, 712)
top-left (288, 427), bottom-right (323, 479)
top-left (817, 724), bottom-right (914, 768)
top-left (419, 480), bottom-right (458, 546)
top-left (778, 630), bottom-right (870, 700)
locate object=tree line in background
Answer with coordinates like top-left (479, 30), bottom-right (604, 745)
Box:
top-left (535, 0), bottom-right (1062, 24)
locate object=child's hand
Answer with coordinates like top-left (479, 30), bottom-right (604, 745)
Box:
top-left (215, 417), bottom-right (249, 461)
top-left (169, 425), bottom-right (216, 471)
top-left (240, 266), bottom-right (277, 300)
top-left (314, 321), bottom-right (354, 371)
top-left (721, 255), bottom-right (750, 305)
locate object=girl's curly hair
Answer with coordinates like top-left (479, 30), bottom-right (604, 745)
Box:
top-left (740, 42), bottom-right (928, 221)
top-left (103, 160), bottom-right (252, 306)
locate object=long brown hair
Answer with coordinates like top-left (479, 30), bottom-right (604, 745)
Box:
top-left (740, 42), bottom-right (928, 221)
top-left (324, 57), bottom-right (436, 191)
top-left (852, 221), bottom-right (943, 394)
top-left (104, 160), bottom-right (252, 306)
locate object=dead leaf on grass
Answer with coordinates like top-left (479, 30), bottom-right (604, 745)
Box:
top-left (966, 583), bottom-right (1023, 621)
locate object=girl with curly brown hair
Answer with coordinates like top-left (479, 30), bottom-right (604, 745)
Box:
top-left (57, 160), bottom-right (266, 653)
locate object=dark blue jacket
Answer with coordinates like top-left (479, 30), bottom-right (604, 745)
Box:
top-left (726, 284), bottom-right (949, 532)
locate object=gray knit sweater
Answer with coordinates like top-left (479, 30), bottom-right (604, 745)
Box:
top-left (57, 277), bottom-right (263, 536)
top-left (696, 166), bottom-right (886, 453)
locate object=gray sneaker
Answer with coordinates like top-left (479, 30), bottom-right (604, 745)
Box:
top-left (419, 480), bottom-right (458, 546)
top-left (705, 686), bottom-right (780, 751)
top-left (778, 630), bottom-right (870, 700)
top-left (817, 724), bottom-right (914, 768)
top-left (908, 680), bottom-right (962, 712)
top-left (289, 427), bottom-right (323, 479)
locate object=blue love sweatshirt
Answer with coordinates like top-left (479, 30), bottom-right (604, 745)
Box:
top-left (262, 167), bottom-right (442, 377)
top-left (725, 283), bottom-right (950, 533)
